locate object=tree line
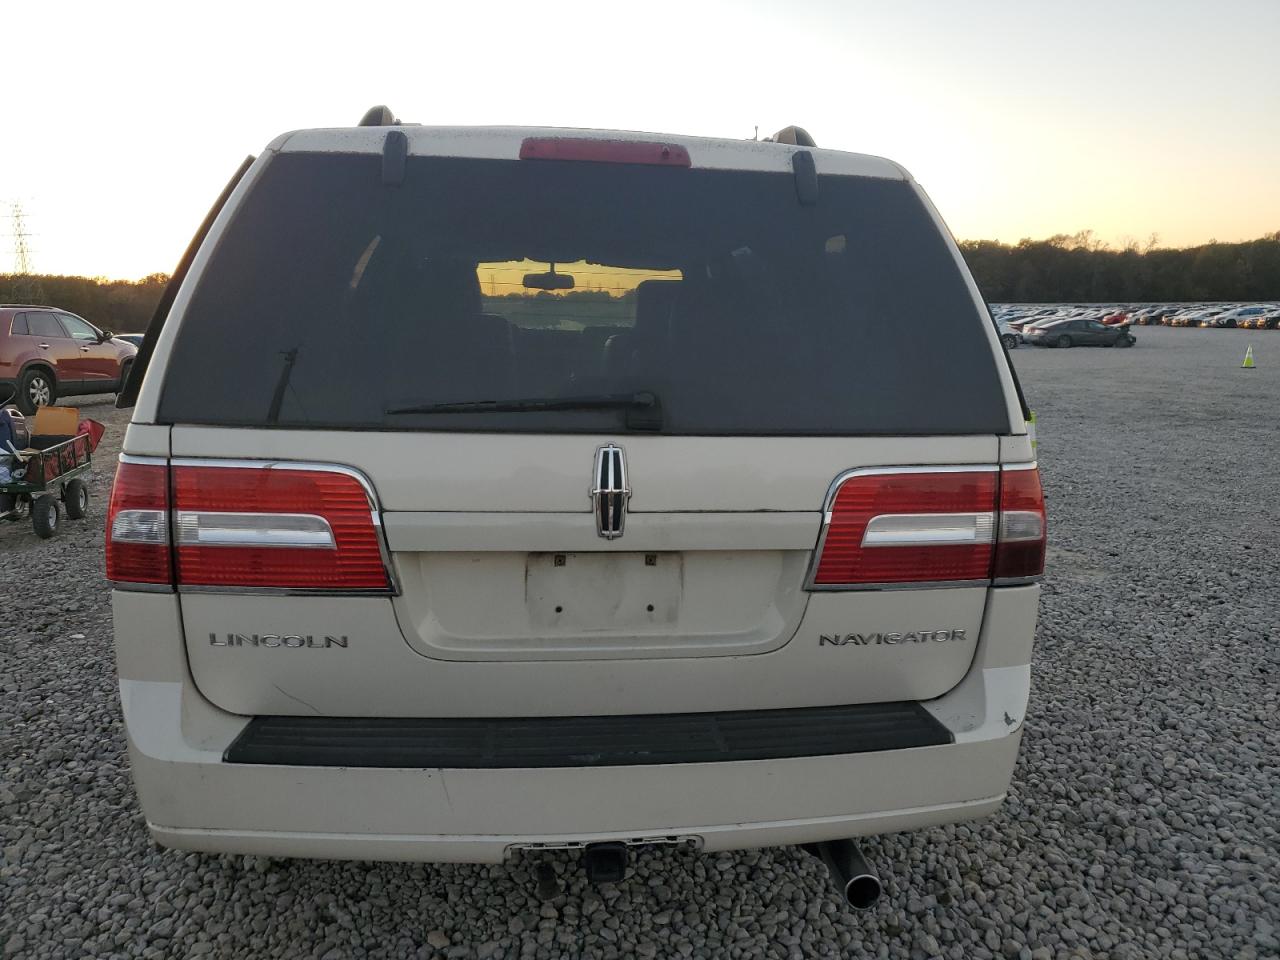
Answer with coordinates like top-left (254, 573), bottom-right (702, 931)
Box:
top-left (1, 273), bottom-right (168, 333)
top-left (3, 230), bottom-right (1278, 332)
top-left (959, 231), bottom-right (1280, 304)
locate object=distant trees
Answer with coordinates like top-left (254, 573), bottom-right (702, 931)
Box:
top-left (0, 273), bottom-right (168, 333)
top-left (3, 230), bottom-right (1279, 328)
top-left (960, 231), bottom-right (1280, 303)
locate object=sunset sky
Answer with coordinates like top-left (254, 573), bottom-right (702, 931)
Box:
top-left (3, 0), bottom-right (1278, 280)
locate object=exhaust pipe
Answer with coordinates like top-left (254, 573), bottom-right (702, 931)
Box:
top-left (807, 840), bottom-right (882, 909)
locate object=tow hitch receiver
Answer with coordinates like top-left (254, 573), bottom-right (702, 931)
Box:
top-left (582, 842), bottom-right (629, 884)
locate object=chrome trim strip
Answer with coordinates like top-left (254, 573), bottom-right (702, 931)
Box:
top-left (1001, 461), bottom-right (1038, 472)
top-left (862, 512), bottom-right (995, 548)
top-left (806, 579), bottom-right (991, 593)
top-left (993, 575), bottom-right (1044, 587)
top-left (177, 584), bottom-right (398, 597)
top-left (118, 453), bottom-right (167, 467)
top-left (174, 511), bottom-right (336, 549)
top-left (108, 581), bottom-right (175, 594)
top-left (166, 457), bottom-right (400, 596)
top-left (805, 464), bottom-right (999, 591)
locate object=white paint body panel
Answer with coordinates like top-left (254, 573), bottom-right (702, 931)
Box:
top-left (115, 584), bottom-right (1035, 860)
top-left (111, 122), bottom-right (1040, 860)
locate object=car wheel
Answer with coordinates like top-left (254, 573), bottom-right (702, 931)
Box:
top-left (1001, 334), bottom-right (1019, 350)
top-left (64, 479), bottom-right (89, 520)
top-left (1116, 335), bottom-right (1134, 348)
top-left (18, 367), bottom-right (55, 416)
top-left (31, 496), bottom-right (60, 540)
top-left (1055, 335), bottom-right (1072, 348)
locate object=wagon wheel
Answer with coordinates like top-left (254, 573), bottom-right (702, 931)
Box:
top-left (64, 479), bottom-right (89, 520)
top-left (32, 496), bottom-right (60, 539)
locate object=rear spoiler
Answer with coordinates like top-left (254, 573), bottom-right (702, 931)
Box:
top-left (117, 155), bottom-right (256, 408)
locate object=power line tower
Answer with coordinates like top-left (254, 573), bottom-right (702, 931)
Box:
top-left (9, 203), bottom-right (46, 303)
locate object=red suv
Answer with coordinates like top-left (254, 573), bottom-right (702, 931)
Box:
top-left (0, 305), bottom-right (138, 414)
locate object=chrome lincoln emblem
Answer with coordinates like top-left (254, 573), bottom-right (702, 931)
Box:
top-left (591, 444), bottom-right (630, 539)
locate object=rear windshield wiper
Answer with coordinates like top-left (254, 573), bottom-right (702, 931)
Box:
top-left (386, 390), bottom-right (662, 429)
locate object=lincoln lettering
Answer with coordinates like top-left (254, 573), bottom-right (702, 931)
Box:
top-left (819, 630), bottom-right (966, 646)
top-left (209, 633), bottom-right (348, 649)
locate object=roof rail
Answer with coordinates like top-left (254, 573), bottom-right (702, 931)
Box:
top-left (359, 105), bottom-right (399, 127)
top-left (766, 126), bottom-right (817, 147)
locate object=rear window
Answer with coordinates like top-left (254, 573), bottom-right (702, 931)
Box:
top-left (27, 313), bottom-right (64, 339)
top-left (157, 152), bottom-right (1011, 435)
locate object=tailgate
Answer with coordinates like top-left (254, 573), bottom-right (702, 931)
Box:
top-left (172, 428), bottom-right (996, 717)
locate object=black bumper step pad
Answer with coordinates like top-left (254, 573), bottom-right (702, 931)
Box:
top-left (224, 701), bottom-right (953, 768)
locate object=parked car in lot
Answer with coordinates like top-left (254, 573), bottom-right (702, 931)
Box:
top-left (1199, 308), bottom-right (1242, 327)
top-left (107, 112), bottom-right (1045, 903)
top-left (1020, 314), bottom-right (1079, 338)
top-left (1007, 309), bottom-right (1062, 332)
top-left (996, 318), bottom-right (1020, 349)
top-left (1100, 310), bottom-right (1129, 325)
top-left (0, 305), bottom-right (138, 414)
top-left (1250, 308), bottom-right (1280, 329)
top-left (1129, 305), bottom-right (1169, 325)
top-left (114, 333), bottom-right (146, 348)
top-left (1023, 317), bottom-right (1136, 348)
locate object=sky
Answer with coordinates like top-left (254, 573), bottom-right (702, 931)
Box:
top-left (2, 0), bottom-right (1278, 280)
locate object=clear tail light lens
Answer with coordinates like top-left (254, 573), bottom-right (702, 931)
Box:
top-left (810, 465), bottom-right (1045, 588)
top-left (105, 458), bottom-right (172, 585)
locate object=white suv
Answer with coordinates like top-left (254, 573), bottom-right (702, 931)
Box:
top-left (108, 112), bottom-right (1043, 906)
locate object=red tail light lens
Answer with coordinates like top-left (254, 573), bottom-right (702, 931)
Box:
top-left (106, 458), bottom-right (393, 593)
top-left (171, 463), bottom-right (391, 591)
top-left (993, 465), bottom-right (1046, 581)
top-left (105, 458), bottom-right (172, 585)
top-left (813, 470), bottom-right (999, 586)
top-left (810, 465), bottom-right (1045, 588)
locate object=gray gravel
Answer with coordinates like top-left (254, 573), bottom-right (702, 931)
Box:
top-left (2, 326), bottom-right (1278, 959)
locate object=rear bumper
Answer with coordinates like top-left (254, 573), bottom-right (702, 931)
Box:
top-left (115, 586), bottom-right (1037, 862)
top-left (124, 674), bottom-right (1020, 862)
top-left (149, 796), bottom-right (1008, 863)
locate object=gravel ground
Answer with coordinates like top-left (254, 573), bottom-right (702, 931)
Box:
top-left (2, 326), bottom-right (1277, 959)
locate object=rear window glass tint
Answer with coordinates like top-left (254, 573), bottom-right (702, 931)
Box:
top-left (27, 313), bottom-right (64, 338)
top-left (158, 153), bottom-right (1011, 436)
top-left (10, 314), bottom-right (28, 335)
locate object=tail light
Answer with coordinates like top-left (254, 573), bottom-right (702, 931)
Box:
top-left (105, 457), bottom-right (172, 585)
top-left (106, 458), bottom-right (393, 593)
top-left (809, 465), bottom-right (1045, 589)
top-left (993, 464), bottom-right (1047, 582)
